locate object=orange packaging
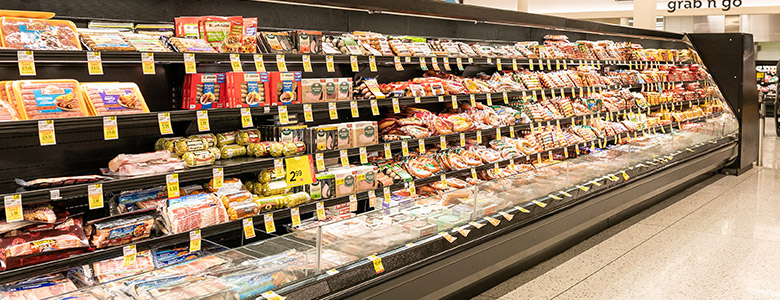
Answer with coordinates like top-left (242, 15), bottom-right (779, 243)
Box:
top-left (268, 71), bottom-right (302, 105)
top-left (182, 73), bottom-right (227, 110)
top-left (11, 79), bottom-right (91, 120)
top-left (0, 17), bottom-right (80, 50)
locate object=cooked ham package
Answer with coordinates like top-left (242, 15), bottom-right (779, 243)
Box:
top-left (0, 216), bottom-right (89, 270)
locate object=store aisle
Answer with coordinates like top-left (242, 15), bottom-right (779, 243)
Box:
top-left (475, 122), bottom-right (780, 300)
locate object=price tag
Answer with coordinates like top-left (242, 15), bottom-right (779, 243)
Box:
top-left (469, 94), bottom-right (476, 106)
top-left (443, 57), bottom-right (451, 71)
top-left (512, 59), bottom-right (518, 71)
top-left (470, 221), bottom-right (485, 229)
top-left (87, 51), bottom-right (103, 75)
top-left (486, 93), bottom-right (493, 106)
top-left (316, 201), bottom-right (326, 220)
top-left (243, 218), bottom-right (256, 239)
top-left (261, 291), bottom-right (283, 300)
top-left (276, 54), bottom-right (287, 72)
top-left (460, 133), bottom-right (466, 147)
top-left (509, 126), bottom-right (515, 138)
top-left (100, 116), bottom-right (119, 140)
top-left (383, 143), bottom-right (392, 159)
top-left (349, 194), bottom-right (358, 212)
top-left (350, 101), bottom-right (359, 118)
top-left (456, 57), bottom-right (464, 71)
top-left (350, 56), bottom-right (359, 72)
top-left (50, 189), bottom-right (60, 200)
top-left (274, 158), bottom-right (285, 177)
top-left (326, 55), bottom-right (335, 72)
top-left (391, 98), bottom-right (400, 113)
top-left (184, 53), bottom-right (196, 74)
top-left (405, 56), bottom-right (411, 63)
top-left (314, 152), bottom-right (325, 171)
top-left (438, 96), bottom-right (444, 103)
top-left (358, 147), bottom-right (368, 164)
top-left (551, 89), bottom-right (556, 98)
top-left (141, 52), bottom-right (155, 75)
top-left (189, 230), bottom-right (201, 252)
top-left (476, 131), bottom-right (482, 144)
top-left (229, 53), bottom-right (243, 72)
top-left (496, 127), bottom-right (501, 140)
top-left (4, 195), bottom-right (22, 223)
top-left (499, 211), bottom-right (514, 221)
top-left (394, 56), bottom-right (404, 71)
top-left (458, 226), bottom-right (471, 237)
top-left (621, 170), bottom-right (630, 181)
top-left (401, 140), bottom-right (409, 156)
top-left (486, 57), bottom-right (493, 65)
top-left (264, 213), bottom-right (276, 233)
top-left (440, 231), bottom-right (457, 243)
top-left (577, 184), bottom-right (589, 191)
top-left (17, 50), bottom-right (35, 76)
top-left (328, 102), bottom-right (338, 120)
top-left (547, 59), bottom-right (552, 70)
top-left (564, 147), bottom-right (569, 158)
top-left (208, 167), bottom-right (224, 189)
top-left (166, 174), bottom-right (180, 199)
top-left (414, 57), bottom-right (427, 70)
top-left (515, 205), bottom-right (531, 213)
top-left (418, 139), bottom-right (425, 153)
top-left (534, 199), bottom-right (548, 207)
top-left (123, 245), bottom-right (137, 266)
top-left (451, 95), bottom-right (458, 109)
top-left (38, 120), bottom-right (56, 146)
top-left (591, 179), bottom-right (602, 186)
top-left (286, 156), bottom-right (316, 186)
top-left (241, 107), bottom-right (254, 127)
top-left (408, 181), bottom-right (416, 196)
top-left (496, 58), bottom-right (502, 71)
top-left (340, 150), bottom-right (349, 167)
top-left (471, 168), bottom-right (477, 180)
top-left (368, 190), bottom-right (377, 208)
top-left (158, 112), bottom-right (172, 135)
top-left (440, 136), bottom-right (447, 149)
top-left (440, 173), bottom-right (448, 189)
top-left (560, 191), bottom-right (572, 197)
top-left (484, 216), bottom-right (500, 226)
top-left (368, 255), bottom-right (385, 273)
top-left (414, 96), bottom-right (421, 104)
top-left (253, 54), bottom-right (266, 72)
top-left (432, 57), bottom-right (440, 71)
top-left (302, 55), bottom-right (313, 72)
top-left (196, 110), bottom-right (210, 132)
top-left (529, 58), bottom-right (534, 70)
top-left (366, 99), bottom-right (379, 116)
top-left (539, 59), bottom-right (544, 70)
top-left (503, 91), bottom-right (509, 104)
top-left (383, 186), bottom-right (391, 204)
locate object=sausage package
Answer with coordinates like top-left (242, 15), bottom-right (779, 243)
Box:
top-left (268, 71), bottom-right (302, 105)
top-left (0, 81), bottom-right (21, 121)
top-left (10, 80), bottom-right (91, 120)
top-left (85, 209), bottom-right (156, 248)
top-left (0, 17), bottom-right (81, 50)
top-left (182, 73), bottom-right (227, 110)
top-left (79, 82), bottom-right (149, 115)
top-left (224, 71), bottom-right (269, 107)
top-left (79, 29), bottom-right (135, 51)
top-left (0, 216), bottom-right (89, 270)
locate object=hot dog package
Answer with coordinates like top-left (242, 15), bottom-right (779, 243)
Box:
top-left (10, 80), bottom-right (92, 120)
top-left (0, 216), bottom-right (89, 270)
top-left (225, 71), bottom-right (269, 107)
top-left (79, 82), bottom-right (149, 116)
top-left (182, 73), bottom-right (227, 110)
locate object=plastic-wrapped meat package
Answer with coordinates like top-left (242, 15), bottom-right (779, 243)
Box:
top-left (163, 194), bottom-right (229, 234)
top-left (128, 274), bottom-right (232, 300)
top-left (11, 80), bottom-right (91, 120)
top-left (0, 18), bottom-right (81, 50)
top-left (79, 82), bottom-right (149, 116)
top-left (107, 150), bottom-right (185, 177)
top-left (0, 81), bottom-right (20, 121)
top-left (0, 216), bottom-right (89, 270)
top-left (86, 209), bottom-right (156, 248)
top-left (0, 275), bottom-right (78, 300)
top-left (92, 250), bottom-right (155, 283)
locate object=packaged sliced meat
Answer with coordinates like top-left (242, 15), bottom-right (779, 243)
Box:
top-left (85, 209), bottom-right (156, 248)
top-left (15, 175), bottom-right (109, 189)
top-left (0, 17), bottom-right (81, 50)
top-left (0, 276), bottom-right (78, 300)
top-left (11, 80), bottom-right (91, 120)
top-left (163, 194), bottom-right (229, 234)
top-left (168, 37), bottom-right (217, 52)
top-left (79, 29), bottom-right (135, 51)
top-left (122, 32), bottom-right (172, 52)
top-left (22, 205), bottom-right (56, 223)
top-left (0, 81), bottom-right (21, 122)
top-left (92, 250), bottom-right (155, 283)
top-left (108, 150), bottom-right (174, 172)
top-left (0, 216), bottom-right (89, 270)
top-left (351, 121), bottom-right (378, 147)
top-left (79, 82), bottom-right (149, 115)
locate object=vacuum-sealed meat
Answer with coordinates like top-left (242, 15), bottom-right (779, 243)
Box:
top-left (15, 175), bottom-right (109, 189)
top-left (79, 82), bottom-right (149, 116)
top-left (108, 150), bottom-right (175, 173)
top-left (86, 209), bottom-right (156, 248)
top-left (0, 276), bottom-right (78, 300)
top-left (0, 17), bottom-right (81, 50)
top-left (0, 81), bottom-right (20, 122)
top-left (92, 250), bottom-right (155, 283)
top-left (164, 194), bottom-right (228, 233)
top-left (11, 80), bottom-right (91, 120)
top-left (79, 29), bottom-right (135, 51)
top-left (0, 216), bottom-right (89, 270)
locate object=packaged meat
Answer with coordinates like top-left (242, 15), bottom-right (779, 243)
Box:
top-left (22, 205), bottom-right (56, 223)
top-left (0, 81), bottom-right (21, 122)
top-left (354, 165), bottom-right (378, 192)
top-left (337, 123), bottom-right (353, 149)
top-left (351, 121), bottom-right (378, 147)
top-left (0, 216), bottom-right (89, 270)
top-left (226, 201), bottom-right (259, 220)
top-left (0, 17), bottom-right (81, 50)
top-left (79, 82), bottom-right (149, 116)
top-left (331, 168), bottom-right (357, 197)
top-left (307, 173), bottom-right (335, 200)
top-left (306, 125), bottom-right (338, 153)
top-left (168, 37), bottom-right (217, 52)
top-left (224, 71), bottom-right (268, 107)
top-left (220, 144), bottom-right (247, 159)
top-left (268, 71), bottom-right (301, 105)
top-left (337, 78), bottom-right (353, 101)
top-left (92, 250), bottom-right (155, 283)
top-left (121, 32), bottom-right (172, 52)
top-left (174, 138), bottom-right (209, 155)
top-left (108, 150), bottom-right (174, 172)
top-left (79, 29), bottom-right (135, 51)
top-left (294, 30), bottom-right (322, 54)
top-left (279, 125), bottom-right (306, 143)
top-left (216, 131), bottom-right (237, 147)
top-left (0, 276), bottom-right (78, 300)
top-left (188, 133), bottom-right (217, 147)
top-left (259, 31), bottom-right (295, 53)
top-left (11, 80), bottom-right (91, 120)
top-left (182, 73), bottom-right (227, 110)
top-left (163, 194), bottom-right (228, 234)
top-left (174, 17), bottom-right (202, 39)
top-left (236, 128), bottom-right (262, 145)
top-left (182, 150), bottom-right (216, 167)
top-left (301, 78), bottom-right (326, 103)
top-left (85, 209), bottom-right (156, 248)
top-left (15, 175), bottom-right (109, 189)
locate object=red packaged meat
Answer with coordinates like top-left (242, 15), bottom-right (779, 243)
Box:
top-left (182, 73), bottom-right (227, 110)
top-left (224, 71), bottom-right (269, 108)
top-left (0, 17), bottom-right (81, 50)
top-left (85, 209), bottom-right (156, 248)
top-left (268, 71), bottom-right (302, 105)
top-left (0, 216), bottom-right (89, 270)
top-left (79, 82), bottom-right (150, 116)
top-left (10, 80), bottom-right (92, 120)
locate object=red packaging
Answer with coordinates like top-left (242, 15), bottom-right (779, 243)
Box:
top-left (0, 216), bottom-right (90, 270)
top-left (174, 17), bottom-right (202, 38)
top-left (199, 16), bottom-right (243, 50)
top-left (268, 71), bottom-right (302, 105)
top-left (182, 73), bottom-right (227, 110)
top-left (224, 71), bottom-right (269, 108)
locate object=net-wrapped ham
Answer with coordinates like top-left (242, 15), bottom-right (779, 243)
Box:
top-left (11, 80), bottom-right (91, 120)
top-left (80, 82), bottom-right (149, 116)
top-left (0, 17), bottom-right (81, 50)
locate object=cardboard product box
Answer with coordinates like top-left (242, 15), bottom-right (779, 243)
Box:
top-left (269, 71), bottom-right (302, 105)
top-left (337, 78), bottom-right (353, 101)
top-left (182, 73), bottom-right (227, 110)
top-left (301, 78), bottom-right (326, 103)
top-left (225, 71), bottom-right (269, 107)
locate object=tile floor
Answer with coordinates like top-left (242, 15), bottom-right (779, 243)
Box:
top-left (475, 121), bottom-right (780, 300)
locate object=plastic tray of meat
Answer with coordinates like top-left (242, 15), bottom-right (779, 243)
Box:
top-left (0, 17), bottom-right (81, 50)
top-left (80, 82), bottom-right (149, 116)
top-left (0, 81), bottom-right (20, 121)
top-left (10, 79), bottom-right (91, 120)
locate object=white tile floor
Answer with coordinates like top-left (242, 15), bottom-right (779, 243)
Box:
top-left (475, 121), bottom-right (779, 300)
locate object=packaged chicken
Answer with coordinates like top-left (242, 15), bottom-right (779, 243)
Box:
top-left (0, 17), bottom-right (81, 50)
top-left (11, 80), bottom-right (91, 120)
top-left (79, 82), bottom-right (149, 116)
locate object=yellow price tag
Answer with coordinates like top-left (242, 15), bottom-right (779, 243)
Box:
top-left (349, 194), bottom-right (358, 212)
top-left (515, 205), bottom-right (531, 213)
top-left (440, 136), bottom-right (447, 150)
top-left (303, 104), bottom-right (314, 122)
top-left (529, 58), bottom-right (534, 70)
top-left (350, 101), bottom-right (359, 118)
top-left (418, 139), bottom-right (425, 153)
top-left (196, 110), bottom-right (210, 132)
top-left (368, 190), bottom-right (377, 208)
top-left (189, 230), bottom-right (201, 252)
top-left (476, 131), bottom-right (482, 144)
top-left (230, 53), bottom-right (243, 72)
top-left (123, 245), bottom-right (136, 267)
top-left (496, 127), bottom-right (501, 140)
top-left (166, 174), bottom-right (180, 198)
top-left (408, 180), bottom-right (416, 196)
top-left (368, 255), bottom-right (385, 273)
top-left (326, 55), bottom-right (335, 72)
top-left (87, 51), bottom-right (103, 75)
top-left (486, 93), bottom-right (493, 106)
top-left (350, 56), bottom-right (359, 72)
top-left (302, 55), bottom-right (313, 72)
top-left (383, 186), bottom-right (391, 204)
top-left (158, 112), bottom-right (172, 135)
top-left (38, 120), bottom-right (56, 146)
top-left (340, 150), bottom-right (349, 167)
top-left (512, 59), bottom-right (518, 71)
top-left (278, 105), bottom-right (289, 125)
top-left (384, 143), bottom-right (392, 159)
top-left (141, 52), bottom-right (155, 75)
top-left (240, 107), bottom-right (253, 128)
top-left (360, 147), bottom-right (368, 164)
top-left (315, 153), bottom-right (325, 171)
top-left (17, 50), bottom-right (35, 76)
top-left (253, 54), bottom-right (266, 72)
top-left (394, 56), bottom-right (404, 71)
top-left (291, 207), bottom-right (301, 227)
top-left (316, 201), bottom-right (326, 220)
top-left (503, 91), bottom-right (508, 104)
top-left (184, 53), bottom-right (196, 74)
top-left (509, 126), bottom-right (515, 138)
top-left (432, 57), bottom-right (440, 71)
top-left (276, 54), bottom-right (287, 71)
top-left (419, 57), bottom-right (428, 71)
top-left (471, 168), bottom-right (477, 180)
top-left (499, 211), bottom-right (514, 221)
top-left (451, 95), bottom-right (458, 109)
top-left (274, 158), bottom-right (285, 178)
top-left (328, 102), bottom-right (338, 120)
top-left (243, 218), bottom-right (256, 239)
top-left (103, 116), bottom-right (118, 140)
top-left (443, 57), bottom-right (451, 71)
top-left (456, 57), bottom-right (464, 71)
top-left (496, 58), bottom-right (502, 71)
top-left (4, 195), bottom-right (22, 223)
top-left (460, 133), bottom-right (466, 147)
top-left (484, 216), bottom-right (500, 226)
top-left (264, 213), bottom-right (276, 233)
top-left (370, 99), bottom-right (379, 116)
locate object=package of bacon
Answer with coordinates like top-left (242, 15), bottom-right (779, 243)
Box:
top-left (0, 216), bottom-right (90, 270)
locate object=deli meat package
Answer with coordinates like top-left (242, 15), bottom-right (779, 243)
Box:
top-left (107, 150), bottom-right (185, 177)
top-left (80, 82), bottom-right (150, 115)
top-left (10, 80), bottom-right (91, 120)
top-left (0, 17), bottom-right (81, 50)
top-left (92, 250), bottom-right (155, 283)
top-left (0, 216), bottom-right (90, 270)
top-left (85, 209), bottom-right (156, 249)
top-left (0, 274), bottom-right (78, 300)
top-left (163, 194), bottom-right (229, 234)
